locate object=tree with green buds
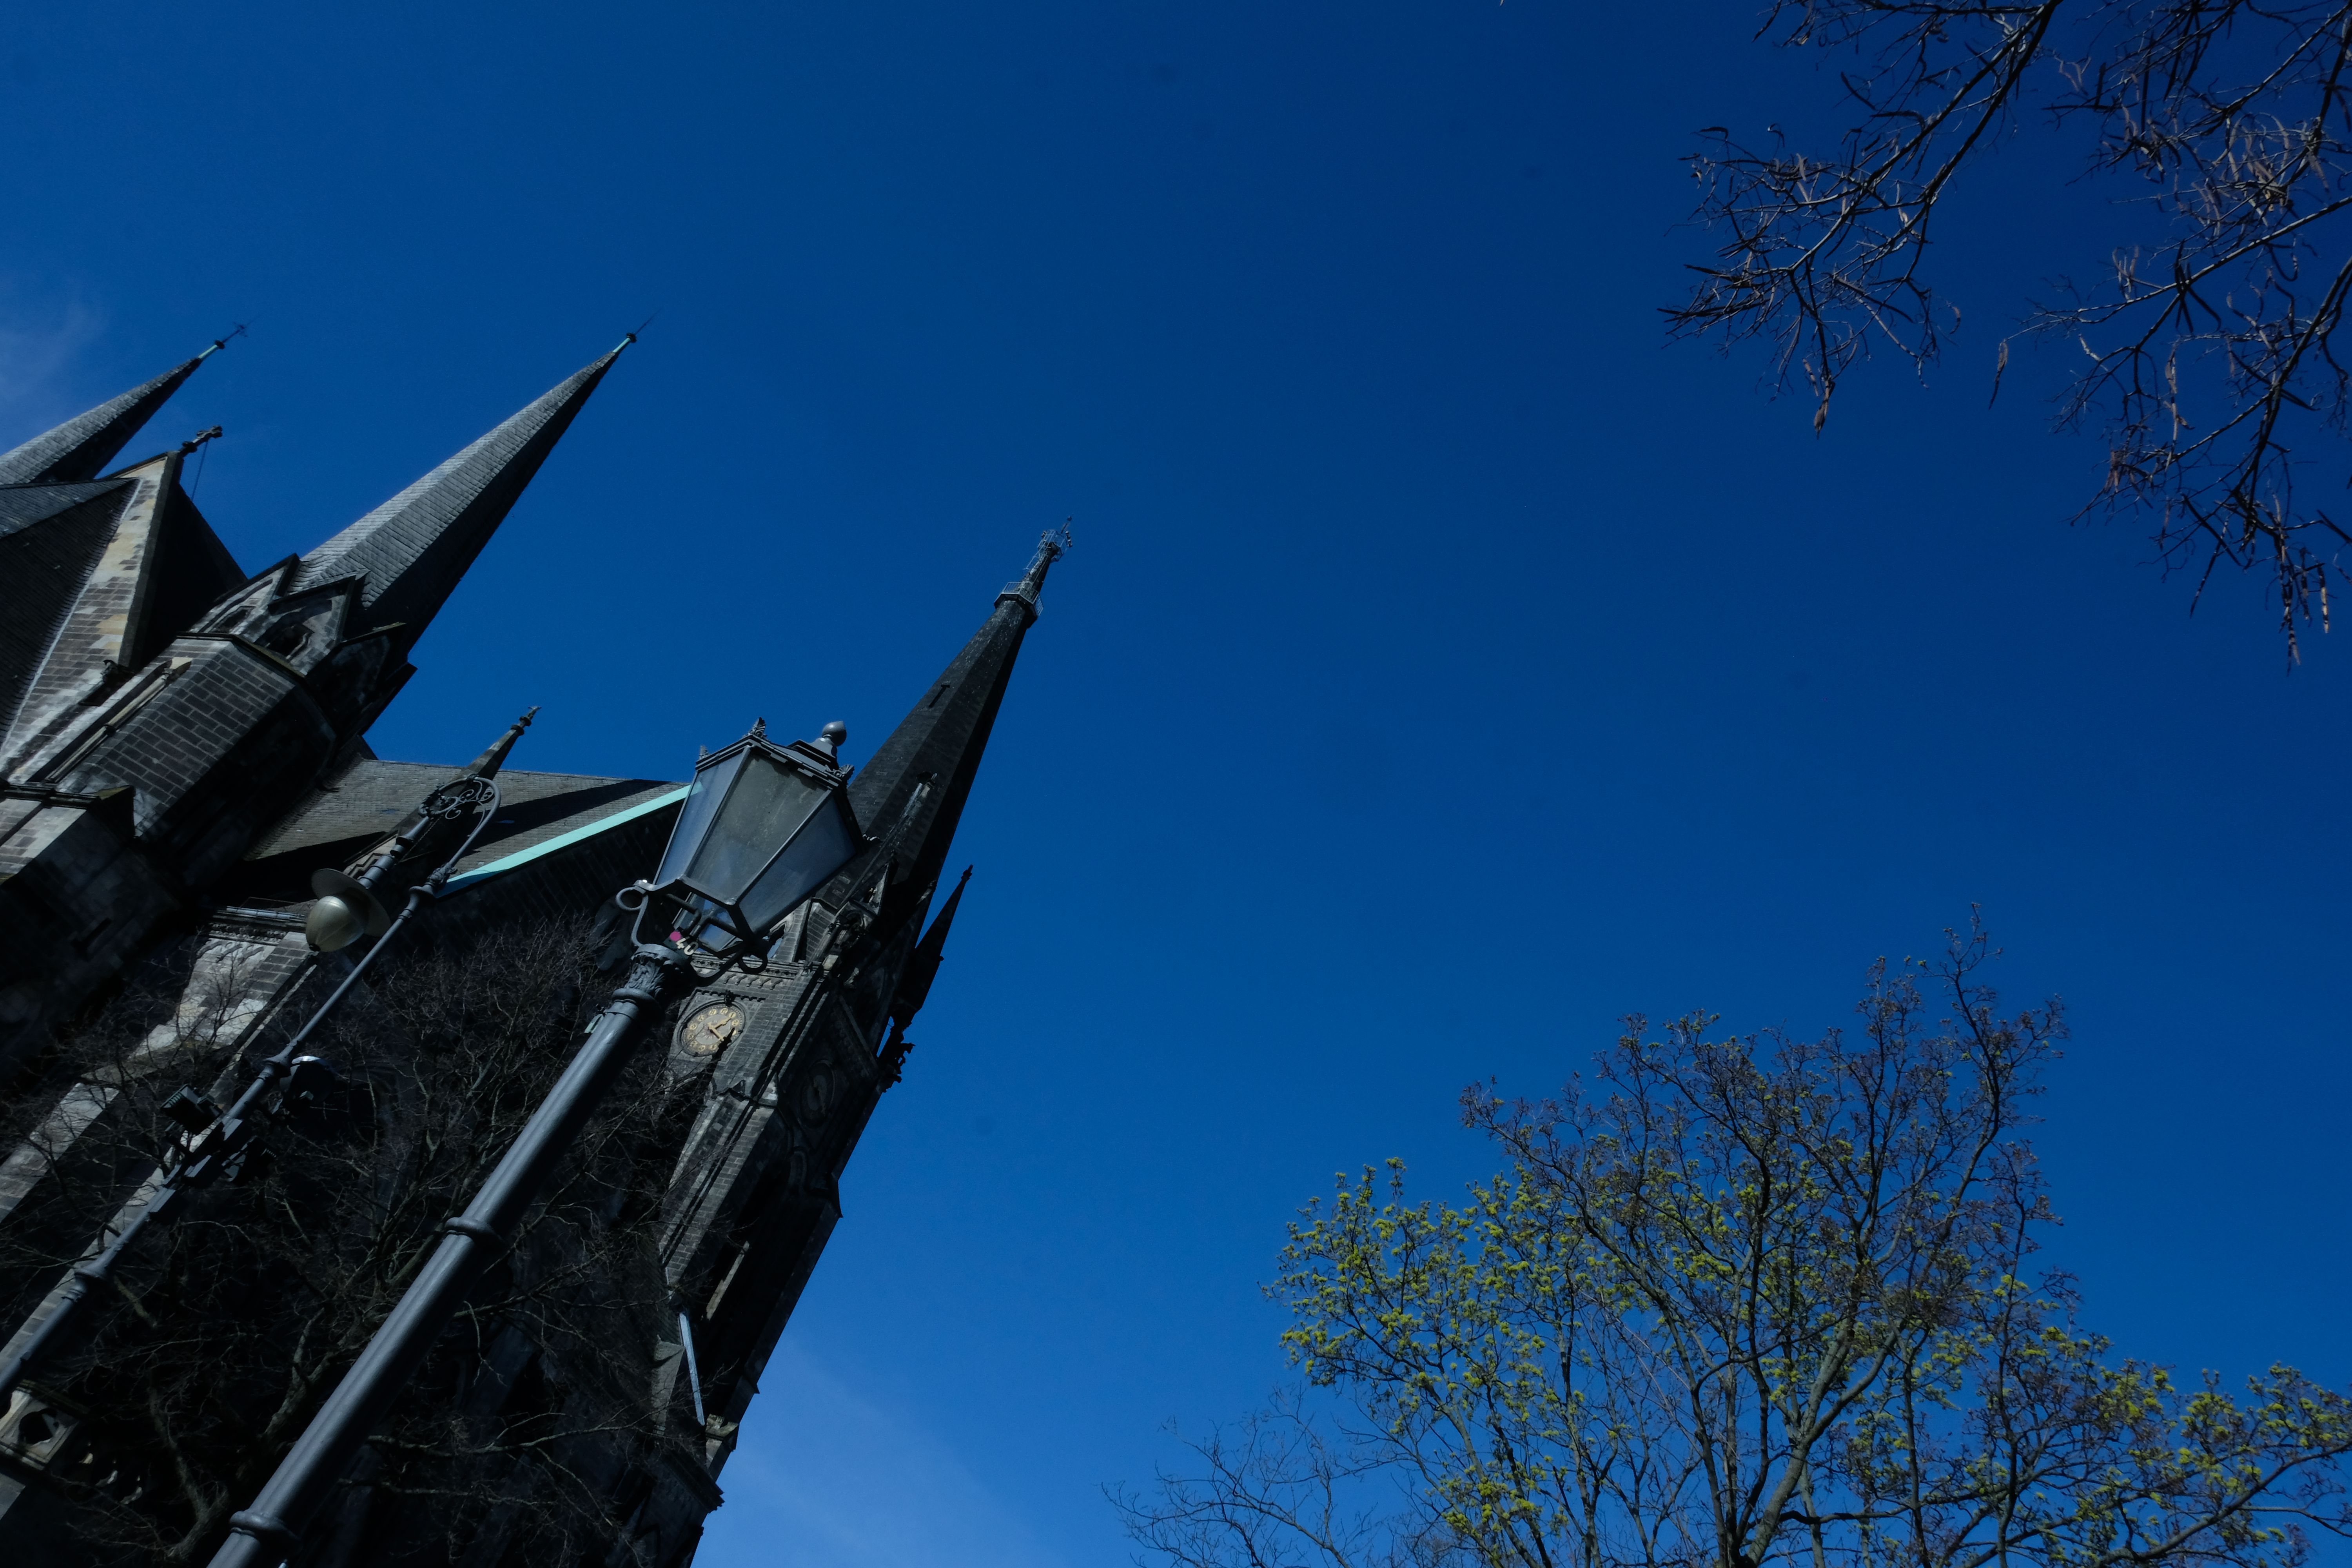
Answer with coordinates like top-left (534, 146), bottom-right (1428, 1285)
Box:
top-left (1119, 924), bottom-right (2352, 1568)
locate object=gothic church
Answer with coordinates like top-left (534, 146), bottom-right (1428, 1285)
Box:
top-left (0, 341), bottom-right (1058, 1564)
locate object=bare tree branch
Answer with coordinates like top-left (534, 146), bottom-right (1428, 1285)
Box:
top-left (1673, 2), bottom-right (2352, 653)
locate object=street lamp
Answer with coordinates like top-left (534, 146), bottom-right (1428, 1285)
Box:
top-left (302, 868), bottom-right (391, 953)
top-left (0, 771), bottom-right (503, 1409)
top-left (654, 720), bottom-right (860, 953)
top-left (209, 723), bottom-right (869, 1568)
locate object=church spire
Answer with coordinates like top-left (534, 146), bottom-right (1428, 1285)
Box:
top-left (463, 705), bottom-right (538, 778)
top-left (848, 528), bottom-right (1066, 900)
top-left (292, 339), bottom-right (630, 640)
top-left (0, 342), bottom-right (219, 487)
top-left (878, 865), bottom-right (972, 1087)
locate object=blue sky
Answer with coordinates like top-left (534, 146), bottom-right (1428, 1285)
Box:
top-left (7, 4), bottom-right (2348, 1564)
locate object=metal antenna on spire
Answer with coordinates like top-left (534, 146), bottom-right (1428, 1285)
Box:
top-left (200, 321), bottom-right (254, 360)
top-left (1000, 523), bottom-right (1071, 612)
top-left (1034, 521), bottom-right (1072, 568)
top-left (610, 311), bottom-right (660, 356)
top-left (180, 425), bottom-right (226, 498)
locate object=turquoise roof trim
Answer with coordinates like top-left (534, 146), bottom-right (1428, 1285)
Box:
top-left (439, 785), bottom-right (687, 894)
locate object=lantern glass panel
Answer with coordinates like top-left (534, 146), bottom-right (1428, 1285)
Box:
top-left (739, 794), bottom-right (860, 933)
top-left (687, 751), bottom-right (826, 903)
top-left (654, 748), bottom-right (745, 893)
top-left (662, 889), bottom-right (734, 945)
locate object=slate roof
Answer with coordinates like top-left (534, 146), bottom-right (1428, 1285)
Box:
top-left (0, 480), bottom-right (131, 537)
top-left (0, 352), bottom-right (209, 486)
top-left (232, 757), bottom-right (683, 903)
top-left (291, 343), bottom-right (629, 639)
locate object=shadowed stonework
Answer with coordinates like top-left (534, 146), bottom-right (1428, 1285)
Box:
top-left (0, 343), bottom-right (1059, 1567)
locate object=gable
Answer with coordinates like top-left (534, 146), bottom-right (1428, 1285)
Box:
top-left (227, 758), bottom-right (685, 904)
top-left (0, 481), bottom-right (137, 738)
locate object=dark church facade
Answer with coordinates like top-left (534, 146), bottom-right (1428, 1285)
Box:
top-left (0, 342), bottom-right (1058, 1564)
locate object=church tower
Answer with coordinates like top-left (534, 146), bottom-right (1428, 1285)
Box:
top-left (0, 339), bottom-right (1061, 1568)
top-left (653, 532), bottom-right (1064, 1476)
top-left (0, 343), bottom-right (626, 1070)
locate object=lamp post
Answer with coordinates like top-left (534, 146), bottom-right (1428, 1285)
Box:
top-left (0, 773), bottom-right (501, 1411)
top-left (208, 722), bottom-right (868, 1568)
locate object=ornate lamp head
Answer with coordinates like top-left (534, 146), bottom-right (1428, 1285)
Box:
top-left (304, 868), bottom-right (393, 953)
top-left (650, 722), bottom-right (864, 951)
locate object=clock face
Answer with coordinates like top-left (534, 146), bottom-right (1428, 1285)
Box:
top-left (680, 1003), bottom-right (746, 1057)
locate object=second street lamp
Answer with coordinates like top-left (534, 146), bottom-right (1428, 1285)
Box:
top-left (0, 768), bottom-right (502, 1409)
top-left (208, 722), bottom-right (870, 1568)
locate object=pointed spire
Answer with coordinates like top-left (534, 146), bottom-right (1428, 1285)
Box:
top-left (0, 344), bottom-right (218, 487)
top-left (879, 865), bottom-right (972, 1087)
top-left (348, 706), bottom-right (541, 882)
top-left (463, 705), bottom-right (538, 779)
top-left (899, 866), bottom-right (971, 1019)
top-left (293, 339), bottom-right (631, 639)
top-left (849, 531), bottom-right (1065, 903)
